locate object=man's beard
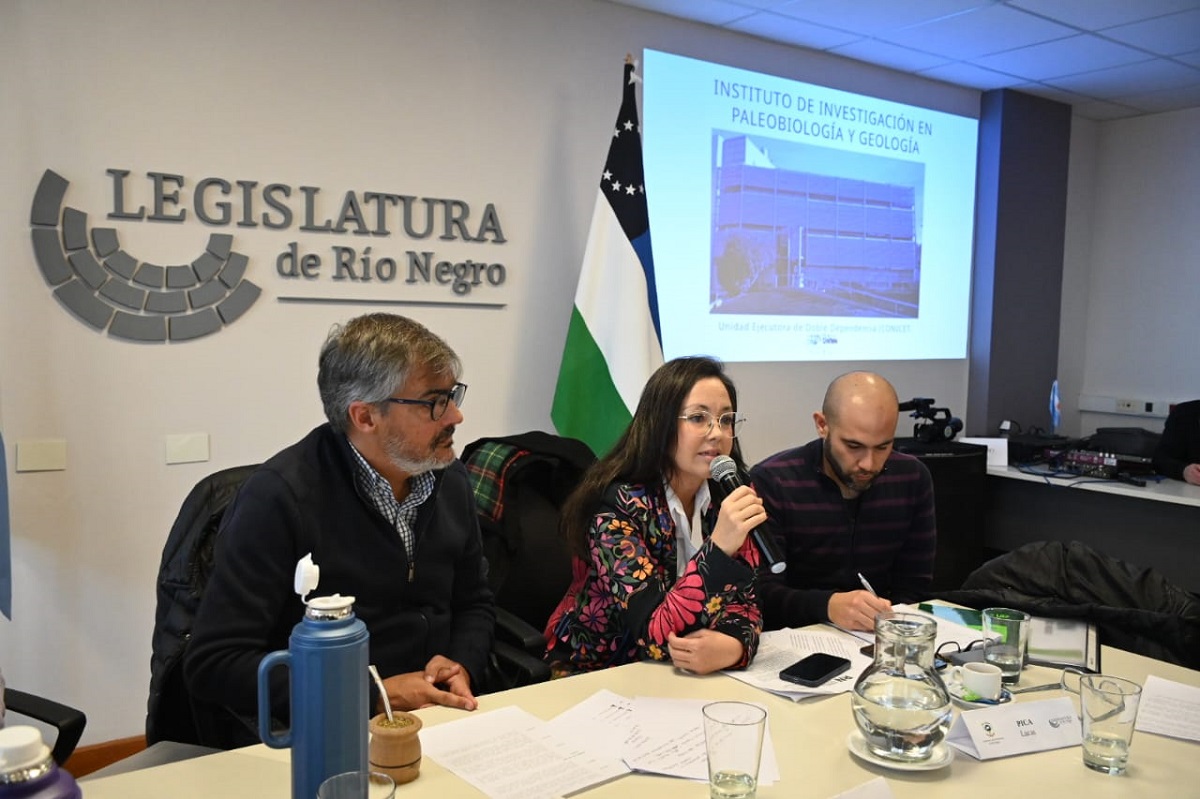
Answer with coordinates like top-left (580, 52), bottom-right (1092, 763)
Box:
top-left (384, 428), bottom-right (455, 476)
top-left (823, 436), bottom-right (878, 494)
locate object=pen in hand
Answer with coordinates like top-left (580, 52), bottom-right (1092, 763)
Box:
top-left (857, 572), bottom-right (878, 596)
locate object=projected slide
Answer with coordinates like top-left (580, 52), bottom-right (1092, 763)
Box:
top-left (643, 50), bottom-right (979, 362)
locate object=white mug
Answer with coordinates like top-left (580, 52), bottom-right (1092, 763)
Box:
top-left (950, 662), bottom-right (1004, 701)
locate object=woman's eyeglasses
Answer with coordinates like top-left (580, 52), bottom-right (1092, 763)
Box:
top-left (678, 410), bottom-right (746, 438)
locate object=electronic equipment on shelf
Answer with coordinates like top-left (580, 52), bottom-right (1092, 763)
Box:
top-left (1052, 448), bottom-right (1154, 479)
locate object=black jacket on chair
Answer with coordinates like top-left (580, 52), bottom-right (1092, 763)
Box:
top-left (461, 431), bottom-right (595, 636)
top-left (941, 540), bottom-right (1200, 669)
top-left (147, 464), bottom-right (259, 746)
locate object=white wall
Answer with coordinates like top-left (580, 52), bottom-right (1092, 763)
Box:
top-left (1058, 106), bottom-right (1200, 436)
top-left (4, 0), bottom-right (1194, 750)
top-left (0, 0), bottom-right (983, 743)
top-left (1057, 116), bottom-right (1098, 437)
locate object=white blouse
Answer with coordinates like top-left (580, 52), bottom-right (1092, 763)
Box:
top-left (663, 479), bottom-right (712, 579)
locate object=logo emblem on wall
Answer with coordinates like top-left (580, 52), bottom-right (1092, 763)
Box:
top-left (29, 169), bottom-right (261, 342)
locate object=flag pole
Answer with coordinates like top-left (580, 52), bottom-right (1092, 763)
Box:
top-left (551, 56), bottom-right (663, 456)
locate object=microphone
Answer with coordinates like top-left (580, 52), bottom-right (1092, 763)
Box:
top-left (709, 455), bottom-right (787, 574)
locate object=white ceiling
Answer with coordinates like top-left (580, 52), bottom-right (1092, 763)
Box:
top-left (601, 0), bottom-right (1200, 120)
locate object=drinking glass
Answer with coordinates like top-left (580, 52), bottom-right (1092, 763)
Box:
top-left (316, 770), bottom-right (396, 799)
top-left (703, 701), bottom-right (766, 799)
top-left (982, 607), bottom-right (1030, 683)
top-left (1074, 675), bottom-right (1142, 775)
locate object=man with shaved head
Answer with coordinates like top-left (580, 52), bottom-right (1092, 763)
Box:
top-left (749, 371), bottom-right (936, 631)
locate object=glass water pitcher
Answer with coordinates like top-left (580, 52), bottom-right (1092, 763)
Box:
top-left (850, 611), bottom-right (953, 762)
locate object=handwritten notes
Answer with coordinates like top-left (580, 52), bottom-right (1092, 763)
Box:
top-left (421, 705), bottom-right (628, 799)
top-left (421, 691), bottom-right (780, 798)
top-left (1135, 675), bottom-right (1200, 742)
top-left (623, 696), bottom-right (779, 784)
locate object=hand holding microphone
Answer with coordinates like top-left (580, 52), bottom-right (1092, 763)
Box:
top-left (709, 455), bottom-right (787, 574)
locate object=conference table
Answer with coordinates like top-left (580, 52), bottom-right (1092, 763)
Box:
top-left (83, 637), bottom-right (1199, 799)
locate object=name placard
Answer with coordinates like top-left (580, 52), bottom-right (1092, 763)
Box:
top-left (946, 697), bottom-right (1080, 760)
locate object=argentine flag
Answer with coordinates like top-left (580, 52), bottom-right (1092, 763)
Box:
top-left (1049, 379), bottom-right (1061, 434)
top-left (552, 57), bottom-right (663, 456)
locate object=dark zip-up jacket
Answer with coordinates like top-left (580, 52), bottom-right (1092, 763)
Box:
top-left (942, 540), bottom-right (1200, 670)
top-left (1153, 399), bottom-right (1200, 481)
top-left (184, 424), bottom-right (494, 731)
top-left (750, 438), bottom-right (936, 629)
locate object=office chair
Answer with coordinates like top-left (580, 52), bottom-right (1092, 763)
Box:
top-left (3, 688), bottom-right (87, 765)
top-left (147, 464), bottom-right (260, 748)
top-left (482, 618), bottom-right (551, 692)
top-left (462, 432), bottom-right (595, 646)
top-left (148, 462), bottom-right (551, 746)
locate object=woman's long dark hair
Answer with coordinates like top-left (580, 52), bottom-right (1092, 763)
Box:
top-left (562, 356), bottom-right (747, 556)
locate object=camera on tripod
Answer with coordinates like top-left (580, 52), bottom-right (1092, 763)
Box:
top-left (899, 397), bottom-right (964, 443)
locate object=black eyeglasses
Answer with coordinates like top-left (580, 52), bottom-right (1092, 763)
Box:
top-left (382, 382), bottom-right (467, 421)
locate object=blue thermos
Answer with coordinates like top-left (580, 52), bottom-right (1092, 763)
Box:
top-left (258, 577), bottom-right (370, 799)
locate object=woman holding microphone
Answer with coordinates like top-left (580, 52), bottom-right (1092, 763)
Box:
top-left (543, 356), bottom-right (765, 676)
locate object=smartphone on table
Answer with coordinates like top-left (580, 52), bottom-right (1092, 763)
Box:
top-left (779, 652), bottom-right (852, 687)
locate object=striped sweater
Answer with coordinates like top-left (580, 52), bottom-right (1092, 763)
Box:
top-left (749, 438), bottom-right (936, 630)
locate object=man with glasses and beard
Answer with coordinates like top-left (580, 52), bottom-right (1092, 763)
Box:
top-left (185, 313), bottom-right (493, 746)
top-left (749, 371), bottom-right (936, 632)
